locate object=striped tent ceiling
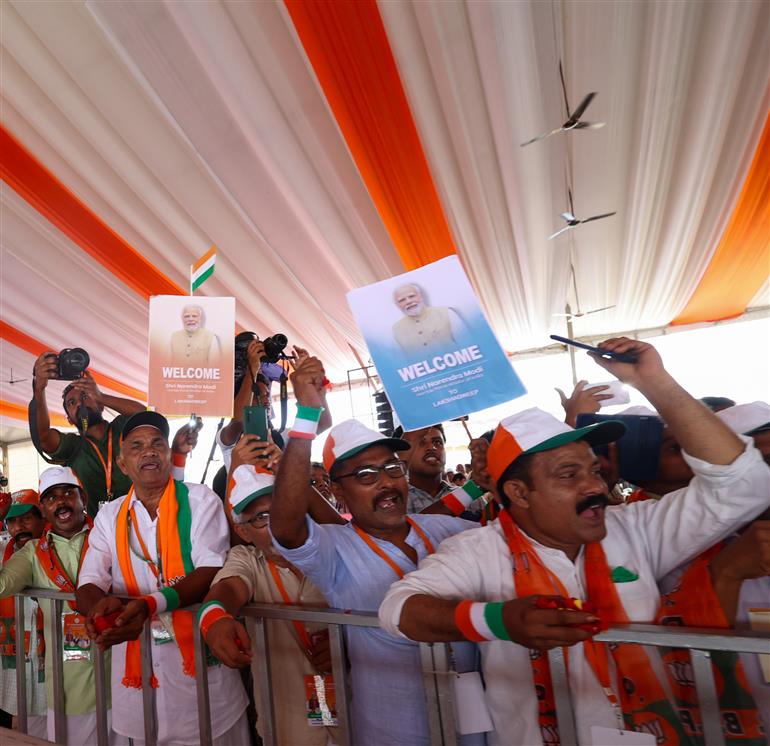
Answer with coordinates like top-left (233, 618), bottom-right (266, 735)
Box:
top-left (2, 0), bottom-right (769, 438)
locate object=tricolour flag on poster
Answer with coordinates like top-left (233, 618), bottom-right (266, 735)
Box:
top-left (191, 246), bottom-right (216, 292)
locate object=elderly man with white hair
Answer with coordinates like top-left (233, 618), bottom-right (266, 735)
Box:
top-left (391, 283), bottom-right (466, 355)
top-left (168, 303), bottom-right (221, 365)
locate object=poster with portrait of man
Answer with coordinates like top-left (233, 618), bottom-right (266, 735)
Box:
top-left (147, 295), bottom-right (235, 417)
top-left (347, 256), bottom-right (525, 430)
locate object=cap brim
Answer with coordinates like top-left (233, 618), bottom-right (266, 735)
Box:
top-left (232, 486), bottom-right (273, 515)
top-left (334, 437), bottom-right (411, 467)
top-left (122, 411), bottom-right (170, 440)
top-left (6, 504), bottom-right (34, 519)
top-left (524, 420), bottom-right (627, 456)
top-left (746, 422), bottom-right (770, 436)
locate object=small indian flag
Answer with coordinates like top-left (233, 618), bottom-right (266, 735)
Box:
top-left (190, 246), bottom-right (216, 293)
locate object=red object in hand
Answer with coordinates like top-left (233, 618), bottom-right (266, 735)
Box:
top-left (234, 637), bottom-right (246, 652)
top-left (94, 610), bottom-right (122, 632)
top-left (535, 596), bottom-right (603, 634)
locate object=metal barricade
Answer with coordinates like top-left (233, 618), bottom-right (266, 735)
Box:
top-left (9, 589), bottom-right (770, 746)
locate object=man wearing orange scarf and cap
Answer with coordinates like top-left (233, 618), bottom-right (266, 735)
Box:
top-left (0, 489), bottom-right (47, 737)
top-left (379, 337), bottom-right (770, 746)
top-left (76, 411), bottom-right (249, 746)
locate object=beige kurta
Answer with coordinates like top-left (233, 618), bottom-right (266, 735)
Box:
top-left (212, 545), bottom-right (332, 746)
top-left (392, 306), bottom-right (455, 354)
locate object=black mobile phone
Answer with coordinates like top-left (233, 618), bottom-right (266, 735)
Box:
top-left (243, 405), bottom-right (269, 442)
top-left (549, 335), bottom-right (638, 364)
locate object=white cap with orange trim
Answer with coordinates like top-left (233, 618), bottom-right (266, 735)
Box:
top-left (486, 408), bottom-right (626, 485)
top-left (228, 465), bottom-right (274, 521)
top-left (322, 419), bottom-right (410, 472)
top-left (38, 466), bottom-right (82, 500)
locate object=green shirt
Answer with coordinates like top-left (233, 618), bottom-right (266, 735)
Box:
top-left (49, 415), bottom-right (132, 516)
top-left (0, 528), bottom-right (110, 715)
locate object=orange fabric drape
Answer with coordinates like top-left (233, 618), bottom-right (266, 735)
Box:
top-left (0, 321), bottom-right (146, 402)
top-left (0, 126), bottom-right (183, 300)
top-left (673, 114), bottom-right (770, 325)
top-left (284, 0), bottom-right (456, 270)
top-left (1, 399), bottom-right (70, 429)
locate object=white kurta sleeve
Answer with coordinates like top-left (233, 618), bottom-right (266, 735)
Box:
top-left (77, 508), bottom-right (114, 592)
top-left (618, 435), bottom-right (770, 580)
top-left (379, 525), bottom-right (503, 639)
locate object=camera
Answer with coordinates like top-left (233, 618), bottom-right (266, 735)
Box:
top-left (261, 334), bottom-right (291, 364)
top-left (47, 348), bottom-right (90, 380)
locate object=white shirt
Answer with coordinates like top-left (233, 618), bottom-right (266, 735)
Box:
top-left (736, 576), bottom-right (770, 727)
top-left (78, 482), bottom-right (248, 744)
top-left (379, 436), bottom-right (770, 746)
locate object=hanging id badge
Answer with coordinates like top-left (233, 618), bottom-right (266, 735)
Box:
top-left (150, 612), bottom-right (176, 645)
top-left (62, 613), bottom-right (92, 662)
top-left (304, 674), bottom-right (338, 727)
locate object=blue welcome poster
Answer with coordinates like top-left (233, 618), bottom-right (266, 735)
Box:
top-left (347, 256), bottom-right (526, 431)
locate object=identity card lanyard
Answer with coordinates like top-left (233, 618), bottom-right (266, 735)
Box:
top-left (86, 429), bottom-right (113, 500)
top-left (127, 507), bottom-right (161, 588)
top-left (497, 510), bottom-right (625, 730)
top-left (350, 517), bottom-right (435, 580)
top-left (266, 558), bottom-right (314, 655)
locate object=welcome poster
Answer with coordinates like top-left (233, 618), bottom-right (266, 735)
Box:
top-left (347, 257), bottom-right (525, 430)
top-left (147, 295), bottom-right (235, 416)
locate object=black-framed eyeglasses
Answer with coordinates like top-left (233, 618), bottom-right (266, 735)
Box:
top-left (334, 460), bottom-right (407, 485)
top-left (241, 511), bottom-right (270, 527)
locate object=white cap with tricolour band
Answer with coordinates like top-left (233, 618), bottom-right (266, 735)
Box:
top-left (228, 465), bottom-right (274, 519)
top-left (322, 419), bottom-right (410, 472)
top-left (486, 408), bottom-right (626, 485)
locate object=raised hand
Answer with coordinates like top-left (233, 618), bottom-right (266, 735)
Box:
top-left (556, 380), bottom-right (613, 427)
top-left (290, 352), bottom-right (325, 410)
top-left (590, 337), bottom-right (665, 389)
top-left (33, 352), bottom-right (60, 391)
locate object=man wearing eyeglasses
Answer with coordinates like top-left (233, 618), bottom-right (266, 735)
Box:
top-left (269, 354), bottom-right (482, 746)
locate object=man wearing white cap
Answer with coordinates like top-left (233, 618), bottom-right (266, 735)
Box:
top-left (270, 353), bottom-right (485, 745)
top-left (0, 489), bottom-right (47, 737)
top-left (199, 462), bottom-right (334, 745)
top-left (0, 465), bottom-right (115, 744)
top-left (76, 411), bottom-right (249, 746)
top-left (379, 337), bottom-right (770, 746)
top-left (655, 401), bottom-right (770, 741)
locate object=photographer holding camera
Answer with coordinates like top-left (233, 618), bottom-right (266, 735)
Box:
top-left (30, 350), bottom-right (197, 517)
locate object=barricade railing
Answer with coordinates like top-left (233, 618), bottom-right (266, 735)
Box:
top-left (10, 589), bottom-right (770, 746)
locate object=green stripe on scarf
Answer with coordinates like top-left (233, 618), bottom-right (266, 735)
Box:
top-left (174, 480), bottom-right (195, 575)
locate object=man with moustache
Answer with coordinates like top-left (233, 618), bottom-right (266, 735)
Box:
top-left (379, 338), bottom-right (770, 746)
top-left (391, 283), bottom-right (466, 355)
top-left (30, 354), bottom-right (196, 517)
top-left (0, 467), bottom-right (115, 744)
top-left (76, 411), bottom-right (249, 746)
top-left (0, 490), bottom-right (47, 735)
top-left (270, 354), bottom-right (482, 746)
top-left (168, 304), bottom-right (221, 366)
top-left (402, 425), bottom-right (453, 512)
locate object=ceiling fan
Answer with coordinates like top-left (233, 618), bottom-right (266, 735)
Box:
top-left (548, 209), bottom-right (617, 240)
top-left (553, 304), bottom-right (616, 320)
top-left (520, 91), bottom-right (606, 147)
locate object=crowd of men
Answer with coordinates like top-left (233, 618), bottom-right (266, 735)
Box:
top-left (0, 336), bottom-right (768, 746)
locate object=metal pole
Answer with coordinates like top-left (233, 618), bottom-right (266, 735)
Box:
top-left (328, 624), bottom-right (351, 744)
top-left (192, 618), bottom-right (213, 746)
top-left (433, 643), bottom-right (458, 746)
top-left (14, 595), bottom-right (28, 733)
top-left (92, 644), bottom-right (110, 746)
top-left (251, 617), bottom-right (276, 746)
top-left (548, 647), bottom-right (577, 746)
top-left (140, 620), bottom-right (158, 746)
top-left (419, 643), bottom-right (443, 746)
top-left (690, 649), bottom-right (726, 746)
top-left (49, 598), bottom-right (67, 744)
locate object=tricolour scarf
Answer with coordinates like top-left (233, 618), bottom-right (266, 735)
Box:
top-left (656, 544), bottom-right (765, 744)
top-left (498, 510), bottom-right (692, 745)
top-left (116, 478), bottom-right (195, 689)
top-left (1, 541), bottom-right (44, 667)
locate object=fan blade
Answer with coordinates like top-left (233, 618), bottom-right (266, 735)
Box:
top-left (582, 305), bottom-right (616, 315)
top-left (572, 121), bottom-right (606, 131)
top-left (552, 313), bottom-right (573, 318)
top-left (520, 128), bottom-right (560, 147)
top-left (548, 225), bottom-right (572, 240)
top-left (581, 212), bottom-right (616, 223)
top-left (565, 92), bottom-right (596, 125)
top-left (560, 211), bottom-right (575, 222)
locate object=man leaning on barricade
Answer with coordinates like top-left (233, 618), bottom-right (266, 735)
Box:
top-left (379, 336), bottom-right (770, 746)
top-left (76, 411), bottom-right (250, 746)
